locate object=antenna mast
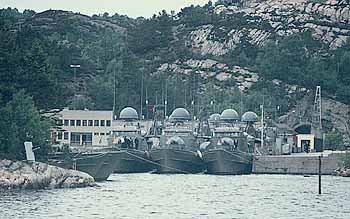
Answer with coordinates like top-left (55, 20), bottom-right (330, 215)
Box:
top-left (140, 67), bottom-right (144, 119)
top-left (113, 62), bottom-right (116, 119)
top-left (312, 86), bottom-right (322, 130)
top-left (165, 74), bottom-right (168, 118)
top-left (261, 92), bottom-right (265, 148)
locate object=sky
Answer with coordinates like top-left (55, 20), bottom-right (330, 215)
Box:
top-left (0, 0), bottom-right (211, 17)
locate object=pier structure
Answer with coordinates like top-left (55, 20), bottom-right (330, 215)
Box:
top-left (253, 151), bottom-right (342, 175)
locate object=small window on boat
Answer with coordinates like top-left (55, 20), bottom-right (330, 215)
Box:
top-left (100, 133), bottom-right (105, 136)
top-left (94, 120), bottom-right (99, 126)
top-left (100, 120), bottom-right (105, 126)
top-left (106, 120), bottom-right (111, 127)
top-left (76, 120), bottom-right (81, 126)
top-left (64, 132), bottom-right (69, 140)
top-left (94, 133), bottom-right (99, 136)
top-left (70, 120), bottom-right (75, 126)
top-left (88, 120), bottom-right (93, 126)
top-left (64, 120), bottom-right (69, 126)
top-left (82, 120), bottom-right (87, 126)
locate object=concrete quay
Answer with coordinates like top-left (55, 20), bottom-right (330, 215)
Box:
top-left (252, 151), bottom-right (345, 175)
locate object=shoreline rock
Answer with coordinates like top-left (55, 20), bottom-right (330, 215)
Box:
top-left (333, 167), bottom-right (350, 177)
top-left (0, 160), bottom-right (96, 190)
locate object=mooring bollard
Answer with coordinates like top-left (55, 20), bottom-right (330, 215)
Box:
top-left (318, 155), bottom-right (322, 194)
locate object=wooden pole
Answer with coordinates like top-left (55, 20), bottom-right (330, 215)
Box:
top-left (318, 155), bottom-right (322, 194)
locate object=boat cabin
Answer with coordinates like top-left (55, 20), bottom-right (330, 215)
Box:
top-left (156, 108), bottom-right (199, 151)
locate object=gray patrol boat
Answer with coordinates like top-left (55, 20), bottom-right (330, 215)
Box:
top-left (150, 108), bottom-right (203, 174)
top-left (202, 109), bottom-right (255, 175)
top-left (108, 107), bottom-right (154, 173)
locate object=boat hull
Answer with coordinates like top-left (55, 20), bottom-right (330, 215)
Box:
top-left (202, 149), bottom-right (252, 175)
top-left (150, 149), bottom-right (203, 174)
top-left (112, 149), bottom-right (155, 173)
top-left (49, 152), bottom-right (118, 181)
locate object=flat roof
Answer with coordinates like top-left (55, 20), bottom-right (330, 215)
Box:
top-left (58, 109), bottom-right (113, 119)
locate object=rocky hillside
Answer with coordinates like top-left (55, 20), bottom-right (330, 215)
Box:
top-left (0, 1), bottom-right (349, 143)
top-left (210, 0), bottom-right (350, 51)
top-left (162, 0), bottom-right (350, 89)
top-left (152, 0), bottom-right (350, 143)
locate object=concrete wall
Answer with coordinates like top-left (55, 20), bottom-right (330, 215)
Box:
top-left (253, 154), bottom-right (341, 175)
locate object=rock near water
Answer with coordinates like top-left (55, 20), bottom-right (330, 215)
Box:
top-left (334, 167), bottom-right (350, 177)
top-left (0, 160), bottom-right (96, 190)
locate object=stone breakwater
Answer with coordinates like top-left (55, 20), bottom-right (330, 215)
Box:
top-left (0, 160), bottom-right (96, 190)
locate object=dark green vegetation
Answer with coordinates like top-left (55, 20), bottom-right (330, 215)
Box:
top-left (324, 131), bottom-right (344, 150)
top-left (0, 90), bottom-right (51, 160)
top-left (0, 4), bottom-right (349, 158)
top-left (257, 31), bottom-right (350, 103)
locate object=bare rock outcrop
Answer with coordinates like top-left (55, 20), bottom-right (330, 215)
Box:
top-left (188, 0), bottom-right (350, 57)
top-left (158, 59), bottom-right (259, 91)
top-left (0, 160), bottom-right (95, 190)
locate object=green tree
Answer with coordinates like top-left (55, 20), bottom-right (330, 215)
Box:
top-left (0, 90), bottom-right (51, 160)
top-left (19, 40), bottom-right (63, 109)
top-left (129, 11), bottom-right (174, 55)
top-left (87, 75), bottom-right (115, 110)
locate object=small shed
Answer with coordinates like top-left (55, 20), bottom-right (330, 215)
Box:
top-left (296, 134), bottom-right (315, 153)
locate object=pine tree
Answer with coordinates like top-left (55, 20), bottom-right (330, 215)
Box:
top-left (0, 90), bottom-right (51, 160)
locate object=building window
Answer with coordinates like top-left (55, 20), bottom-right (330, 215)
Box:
top-left (94, 120), bottom-right (99, 126)
top-left (64, 132), bottom-right (69, 140)
top-left (88, 120), bottom-right (93, 126)
top-left (64, 120), bottom-right (69, 126)
top-left (71, 133), bottom-right (80, 145)
top-left (70, 120), bottom-right (75, 126)
top-left (57, 131), bottom-right (62, 140)
top-left (82, 133), bottom-right (93, 146)
top-left (83, 120), bottom-right (87, 126)
top-left (100, 120), bottom-right (105, 126)
top-left (106, 120), bottom-right (111, 127)
top-left (76, 120), bottom-right (81, 126)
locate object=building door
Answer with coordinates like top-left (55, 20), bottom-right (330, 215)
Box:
top-left (301, 140), bottom-right (311, 153)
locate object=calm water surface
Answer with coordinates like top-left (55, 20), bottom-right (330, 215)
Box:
top-left (1, 174), bottom-right (349, 219)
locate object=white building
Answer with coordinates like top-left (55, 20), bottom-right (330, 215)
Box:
top-left (53, 109), bottom-right (113, 148)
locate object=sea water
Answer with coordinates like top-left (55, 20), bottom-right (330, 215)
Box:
top-left (1, 174), bottom-right (349, 219)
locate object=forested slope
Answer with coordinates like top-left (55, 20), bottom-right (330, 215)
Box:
top-left (0, 0), bottom-right (349, 157)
